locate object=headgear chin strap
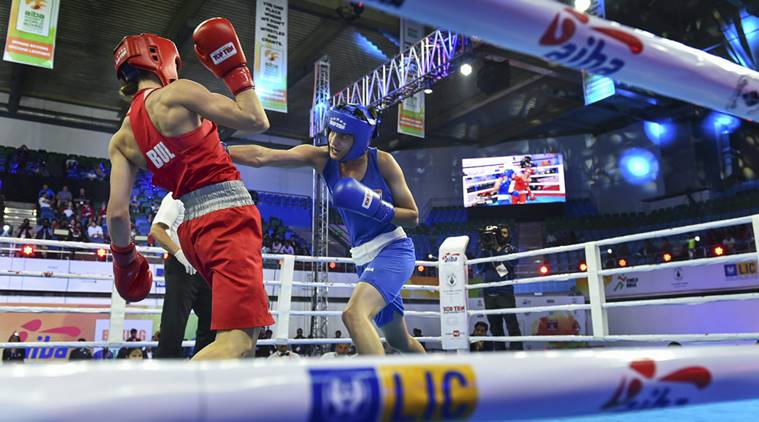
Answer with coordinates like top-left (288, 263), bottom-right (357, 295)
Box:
top-left (327, 104), bottom-right (379, 162)
top-left (113, 34), bottom-right (181, 87)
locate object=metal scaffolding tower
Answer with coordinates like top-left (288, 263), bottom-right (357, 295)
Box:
top-left (333, 29), bottom-right (468, 109)
top-left (309, 56), bottom-right (331, 342)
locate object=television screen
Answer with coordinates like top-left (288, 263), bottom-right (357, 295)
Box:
top-left (462, 153), bottom-right (566, 208)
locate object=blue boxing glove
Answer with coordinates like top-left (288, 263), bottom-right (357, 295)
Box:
top-left (333, 177), bottom-right (395, 224)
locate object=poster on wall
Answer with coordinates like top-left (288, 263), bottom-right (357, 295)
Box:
top-left (468, 295), bottom-right (587, 351)
top-left (94, 319), bottom-right (154, 342)
top-left (397, 19), bottom-right (425, 138)
top-left (0, 311), bottom-right (96, 362)
top-left (575, 260), bottom-right (759, 298)
top-left (254, 0), bottom-right (288, 112)
top-left (3, 0), bottom-right (60, 69)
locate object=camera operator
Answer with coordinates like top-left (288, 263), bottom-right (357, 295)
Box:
top-left (15, 218), bottom-right (34, 239)
top-left (477, 224), bottom-right (523, 351)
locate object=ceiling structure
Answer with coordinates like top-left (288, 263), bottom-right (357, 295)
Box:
top-left (0, 0), bottom-right (754, 151)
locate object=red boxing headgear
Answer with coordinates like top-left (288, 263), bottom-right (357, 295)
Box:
top-left (113, 34), bottom-right (181, 86)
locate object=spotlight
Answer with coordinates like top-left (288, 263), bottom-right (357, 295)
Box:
top-left (97, 248), bottom-right (107, 261)
top-left (2, 224), bottom-right (9, 232)
top-left (694, 236), bottom-right (700, 242)
top-left (619, 148), bottom-right (659, 185)
top-left (423, 88), bottom-right (433, 94)
top-left (459, 63), bottom-right (472, 76)
top-left (417, 265), bottom-right (425, 273)
top-left (662, 252), bottom-right (672, 262)
top-left (328, 262), bottom-right (337, 269)
top-left (574, 0), bottom-right (591, 12)
top-left (163, 252), bottom-right (169, 260)
top-left (578, 262), bottom-right (588, 272)
top-left (617, 258), bottom-right (628, 267)
top-left (538, 264), bottom-right (550, 275)
top-left (607, 248), bottom-right (613, 254)
top-left (22, 244), bottom-right (35, 257)
top-left (713, 245), bottom-right (725, 256)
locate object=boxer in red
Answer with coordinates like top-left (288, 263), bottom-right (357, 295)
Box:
top-left (107, 17), bottom-right (273, 360)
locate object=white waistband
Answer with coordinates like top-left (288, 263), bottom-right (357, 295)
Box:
top-left (350, 226), bottom-right (407, 266)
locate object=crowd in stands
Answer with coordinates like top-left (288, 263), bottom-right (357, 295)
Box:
top-left (1, 145), bottom-right (109, 181)
top-left (1, 326), bottom-right (434, 362)
top-left (1, 145), bottom-right (311, 257)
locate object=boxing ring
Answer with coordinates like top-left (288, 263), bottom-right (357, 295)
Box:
top-left (4, 0), bottom-right (759, 419)
top-left (2, 211), bottom-right (759, 421)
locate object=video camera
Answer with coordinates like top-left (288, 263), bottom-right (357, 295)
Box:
top-left (479, 225), bottom-right (504, 251)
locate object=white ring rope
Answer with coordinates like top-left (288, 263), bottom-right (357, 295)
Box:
top-left (603, 292), bottom-right (759, 309)
top-left (593, 215), bottom-right (754, 247)
top-left (471, 333), bottom-right (759, 343)
top-left (290, 280), bottom-right (439, 291)
top-left (466, 215), bottom-right (754, 267)
top-left (0, 336), bottom-right (444, 350)
top-left (0, 269), bottom-right (166, 283)
top-left (289, 310), bottom-right (440, 317)
top-left (467, 271), bottom-right (588, 290)
top-left (467, 242), bottom-right (586, 265)
top-left (0, 306), bottom-right (160, 314)
top-left (0, 237), bottom-right (164, 254)
top-left (0, 236), bottom-right (439, 268)
top-left (469, 303), bottom-right (591, 316)
top-left (597, 253), bottom-right (758, 276)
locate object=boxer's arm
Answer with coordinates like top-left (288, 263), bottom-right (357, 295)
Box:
top-left (480, 177), bottom-right (503, 196)
top-left (377, 151), bottom-right (419, 227)
top-left (229, 144), bottom-right (327, 173)
top-left (166, 79), bottom-right (269, 133)
top-left (106, 134), bottom-right (139, 247)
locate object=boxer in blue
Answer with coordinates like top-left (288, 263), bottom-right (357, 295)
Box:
top-left (228, 104), bottom-right (425, 355)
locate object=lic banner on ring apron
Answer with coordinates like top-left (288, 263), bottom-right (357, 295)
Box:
top-left (397, 19), bottom-right (426, 138)
top-left (254, 0), bottom-right (288, 113)
top-left (3, 0), bottom-right (60, 69)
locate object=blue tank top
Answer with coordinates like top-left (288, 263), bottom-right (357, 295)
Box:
top-left (323, 148), bottom-right (397, 247)
top-left (497, 170), bottom-right (514, 195)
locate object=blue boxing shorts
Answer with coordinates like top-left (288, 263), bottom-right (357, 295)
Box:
top-left (355, 237), bottom-right (416, 327)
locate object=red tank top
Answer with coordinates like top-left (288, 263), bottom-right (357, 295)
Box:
top-left (128, 88), bottom-right (241, 198)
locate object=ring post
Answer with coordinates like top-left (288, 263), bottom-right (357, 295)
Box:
top-left (108, 274), bottom-right (127, 346)
top-left (274, 255), bottom-right (296, 344)
top-left (438, 236), bottom-right (470, 353)
top-left (585, 242), bottom-right (608, 338)
top-left (751, 215), bottom-right (759, 266)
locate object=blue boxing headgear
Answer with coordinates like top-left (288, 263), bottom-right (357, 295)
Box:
top-left (327, 104), bottom-right (379, 162)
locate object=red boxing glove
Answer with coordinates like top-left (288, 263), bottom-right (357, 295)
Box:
top-left (111, 242), bottom-right (153, 302)
top-left (193, 17), bottom-right (254, 95)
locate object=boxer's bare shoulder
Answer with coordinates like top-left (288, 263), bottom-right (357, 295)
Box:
top-left (110, 118), bottom-right (147, 170)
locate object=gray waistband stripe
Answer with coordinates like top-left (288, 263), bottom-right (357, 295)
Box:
top-left (180, 180), bottom-right (253, 221)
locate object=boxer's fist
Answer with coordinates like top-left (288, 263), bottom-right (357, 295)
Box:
top-left (333, 177), bottom-right (394, 224)
top-left (192, 17), bottom-right (254, 95)
top-left (111, 242), bottom-right (153, 302)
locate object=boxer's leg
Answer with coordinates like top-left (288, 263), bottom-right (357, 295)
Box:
top-left (341, 282), bottom-right (386, 355)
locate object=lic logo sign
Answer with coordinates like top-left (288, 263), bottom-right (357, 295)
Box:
top-left (308, 365), bottom-right (478, 421)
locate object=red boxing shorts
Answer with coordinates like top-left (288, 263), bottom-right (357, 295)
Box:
top-left (178, 204), bottom-right (274, 330)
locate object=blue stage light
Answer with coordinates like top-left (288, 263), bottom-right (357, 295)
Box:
top-left (643, 121), bottom-right (676, 146)
top-left (619, 148), bottom-right (659, 185)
